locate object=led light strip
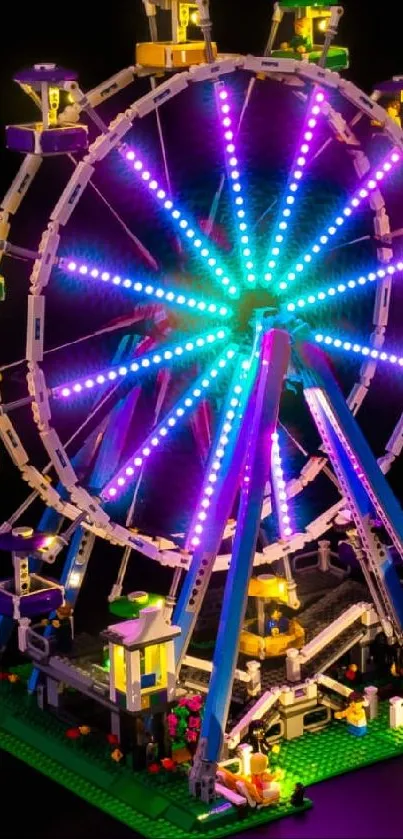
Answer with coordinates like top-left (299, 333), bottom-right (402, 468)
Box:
top-left (310, 386), bottom-right (403, 558)
top-left (286, 261), bottom-right (403, 312)
top-left (217, 83), bottom-right (256, 287)
top-left (279, 147), bottom-right (401, 292)
top-left (52, 328), bottom-right (229, 399)
top-left (315, 332), bottom-right (403, 367)
top-left (186, 356), bottom-right (256, 549)
top-left (61, 258), bottom-right (232, 319)
top-left (271, 431), bottom-right (293, 539)
top-left (102, 345), bottom-right (237, 500)
top-left (124, 149), bottom-right (239, 298)
top-left (264, 89), bottom-right (326, 284)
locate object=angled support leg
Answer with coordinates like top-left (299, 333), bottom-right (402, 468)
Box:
top-left (190, 329), bottom-right (290, 801)
top-left (297, 341), bottom-right (403, 641)
top-left (173, 357), bottom-right (258, 669)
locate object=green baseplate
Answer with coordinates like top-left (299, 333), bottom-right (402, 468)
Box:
top-left (2, 675), bottom-right (403, 838)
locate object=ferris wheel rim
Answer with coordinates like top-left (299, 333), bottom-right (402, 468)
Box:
top-left (1, 55), bottom-right (402, 566)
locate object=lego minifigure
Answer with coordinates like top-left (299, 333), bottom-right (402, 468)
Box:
top-left (386, 100), bottom-right (401, 128)
top-left (249, 752), bottom-right (280, 805)
top-left (249, 720), bottom-right (271, 754)
top-left (291, 782), bottom-right (305, 807)
top-left (335, 691), bottom-right (368, 736)
top-left (41, 602), bottom-right (74, 654)
top-left (281, 17), bottom-right (312, 56)
top-left (266, 608), bottom-right (289, 636)
top-left (145, 733), bottom-right (159, 767)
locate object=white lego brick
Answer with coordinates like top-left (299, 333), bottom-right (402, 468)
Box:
top-left (358, 359), bottom-right (377, 388)
top-left (0, 414), bottom-right (29, 466)
top-left (296, 62), bottom-right (340, 88)
top-left (347, 382), bottom-right (368, 415)
top-left (300, 457), bottom-right (326, 485)
top-left (189, 57), bottom-right (239, 82)
top-left (373, 210), bottom-right (391, 238)
top-left (305, 504), bottom-right (341, 541)
top-left (377, 453), bottom-right (394, 474)
top-left (287, 478), bottom-right (303, 497)
top-left (39, 428), bottom-right (77, 489)
top-left (351, 151), bottom-right (370, 178)
top-left (80, 67), bottom-right (136, 109)
top-left (385, 415), bottom-right (403, 456)
top-left (50, 161), bottom-right (94, 226)
top-left (339, 80), bottom-right (386, 122)
top-left (370, 327), bottom-right (386, 349)
top-left (69, 487), bottom-right (110, 527)
top-left (374, 280), bottom-right (392, 327)
top-left (88, 114), bottom-right (134, 163)
top-left (1, 155), bottom-right (42, 214)
top-left (107, 522), bottom-right (131, 546)
top-left (369, 191), bottom-right (386, 212)
top-left (134, 73), bottom-right (189, 119)
top-left (26, 364), bottom-right (51, 428)
top-left (243, 55), bottom-right (297, 75)
top-left (30, 226), bottom-right (60, 292)
top-left (384, 121), bottom-right (403, 148)
top-left (376, 247), bottom-right (393, 264)
top-left (26, 295), bottom-right (45, 361)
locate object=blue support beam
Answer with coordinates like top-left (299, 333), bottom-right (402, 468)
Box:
top-left (173, 356), bottom-right (259, 668)
top-left (297, 341), bottom-right (403, 553)
top-left (297, 340), bottom-right (403, 638)
top-left (192, 329), bottom-right (290, 786)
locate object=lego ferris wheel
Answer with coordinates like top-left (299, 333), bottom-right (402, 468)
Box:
top-left (1, 0), bottom-right (403, 752)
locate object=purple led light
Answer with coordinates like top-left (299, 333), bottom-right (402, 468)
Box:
top-left (102, 346), bottom-right (237, 500)
top-left (280, 146), bottom-right (402, 292)
top-left (271, 432), bottom-right (293, 539)
top-left (217, 83), bottom-right (256, 287)
top-left (123, 148), bottom-right (238, 297)
top-left (186, 369), bottom-right (246, 550)
top-left (62, 258), bottom-right (231, 319)
top-left (264, 88), bottom-right (326, 283)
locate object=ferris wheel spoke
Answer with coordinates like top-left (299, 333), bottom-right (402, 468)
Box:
top-left (314, 332), bottom-right (403, 370)
top-left (215, 82), bottom-right (257, 288)
top-left (123, 147), bottom-right (239, 298)
top-left (61, 258), bottom-right (233, 320)
top-left (184, 353), bottom-right (258, 551)
top-left (285, 260), bottom-right (403, 314)
top-left (101, 344), bottom-right (238, 501)
top-left (51, 326), bottom-right (230, 400)
top-left (262, 87), bottom-right (326, 288)
top-left (278, 146), bottom-right (402, 295)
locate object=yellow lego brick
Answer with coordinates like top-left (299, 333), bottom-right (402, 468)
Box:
top-left (136, 41), bottom-right (217, 69)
